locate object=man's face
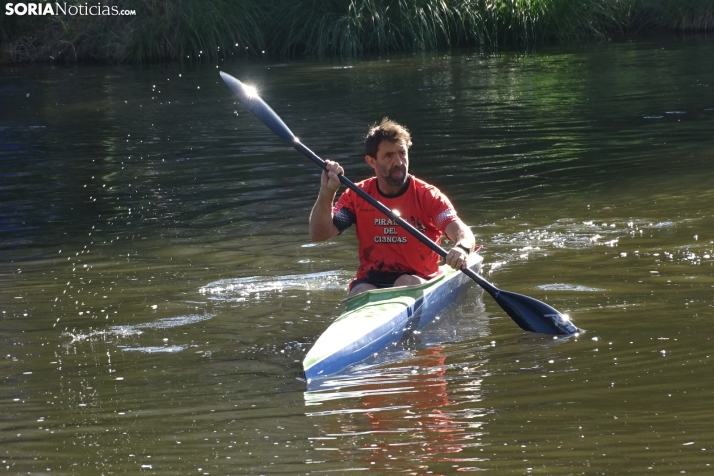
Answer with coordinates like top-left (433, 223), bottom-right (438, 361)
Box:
top-left (367, 140), bottom-right (409, 188)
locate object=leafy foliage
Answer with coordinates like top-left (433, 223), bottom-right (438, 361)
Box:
top-left (1, 0), bottom-right (712, 63)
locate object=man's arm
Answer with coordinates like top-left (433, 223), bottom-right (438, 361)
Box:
top-left (443, 219), bottom-right (476, 270)
top-left (309, 160), bottom-right (343, 241)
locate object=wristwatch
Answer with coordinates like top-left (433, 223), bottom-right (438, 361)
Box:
top-left (455, 243), bottom-right (472, 255)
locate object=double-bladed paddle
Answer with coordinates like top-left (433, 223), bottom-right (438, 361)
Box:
top-left (220, 71), bottom-right (579, 336)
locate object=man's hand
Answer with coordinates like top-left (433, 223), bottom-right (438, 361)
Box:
top-left (321, 160), bottom-right (344, 195)
top-left (444, 220), bottom-right (476, 270)
top-left (444, 245), bottom-right (470, 270)
top-left (310, 159), bottom-right (344, 242)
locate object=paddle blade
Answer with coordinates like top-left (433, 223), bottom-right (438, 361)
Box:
top-left (219, 71), bottom-right (296, 144)
top-left (493, 290), bottom-right (579, 335)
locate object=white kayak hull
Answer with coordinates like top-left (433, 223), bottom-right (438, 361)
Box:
top-left (303, 254), bottom-right (484, 382)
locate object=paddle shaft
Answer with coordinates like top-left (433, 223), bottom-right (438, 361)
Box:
top-left (293, 140), bottom-right (500, 297)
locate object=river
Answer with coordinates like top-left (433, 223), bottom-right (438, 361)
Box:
top-left (2, 37), bottom-right (714, 474)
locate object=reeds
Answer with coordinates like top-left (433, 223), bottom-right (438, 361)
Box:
top-left (1, 0), bottom-right (712, 63)
top-left (650, 0), bottom-right (714, 31)
top-left (1, 0), bottom-right (268, 63)
top-left (269, 0), bottom-right (490, 56)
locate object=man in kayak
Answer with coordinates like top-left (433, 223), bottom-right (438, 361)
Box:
top-left (309, 118), bottom-right (477, 297)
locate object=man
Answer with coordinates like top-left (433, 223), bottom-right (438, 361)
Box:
top-left (309, 118), bottom-right (476, 297)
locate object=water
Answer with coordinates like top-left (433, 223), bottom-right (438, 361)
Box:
top-left (2, 37), bottom-right (714, 474)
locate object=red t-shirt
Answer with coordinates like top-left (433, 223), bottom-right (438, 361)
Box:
top-left (332, 175), bottom-right (458, 280)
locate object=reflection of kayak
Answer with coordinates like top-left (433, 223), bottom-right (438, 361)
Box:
top-left (303, 253), bottom-right (484, 382)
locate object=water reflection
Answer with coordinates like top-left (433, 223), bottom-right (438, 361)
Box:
top-left (305, 346), bottom-right (490, 473)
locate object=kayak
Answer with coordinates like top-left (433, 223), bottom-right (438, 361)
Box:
top-left (303, 253), bottom-right (484, 383)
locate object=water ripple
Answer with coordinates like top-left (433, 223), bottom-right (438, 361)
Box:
top-left (63, 313), bottom-right (215, 343)
top-left (536, 284), bottom-right (606, 292)
top-left (199, 271), bottom-right (351, 301)
top-left (120, 345), bottom-right (187, 353)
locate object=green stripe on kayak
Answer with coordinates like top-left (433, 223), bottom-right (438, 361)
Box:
top-left (303, 268), bottom-right (459, 372)
top-left (302, 296), bottom-right (416, 370)
top-left (341, 270), bottom-right (449, 314)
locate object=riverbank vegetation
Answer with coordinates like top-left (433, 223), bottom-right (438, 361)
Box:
top-left (2, 0), bottom-right (712, 63)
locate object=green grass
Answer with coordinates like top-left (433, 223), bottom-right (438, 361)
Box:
top-left (1, 0), bottom-right (712, 63)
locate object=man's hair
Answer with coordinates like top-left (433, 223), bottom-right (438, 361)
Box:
top-left (364, 118), bottom-right (412, 158)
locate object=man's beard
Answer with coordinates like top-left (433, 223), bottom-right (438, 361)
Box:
top-left (386, 165), bottom-right (408, 187)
